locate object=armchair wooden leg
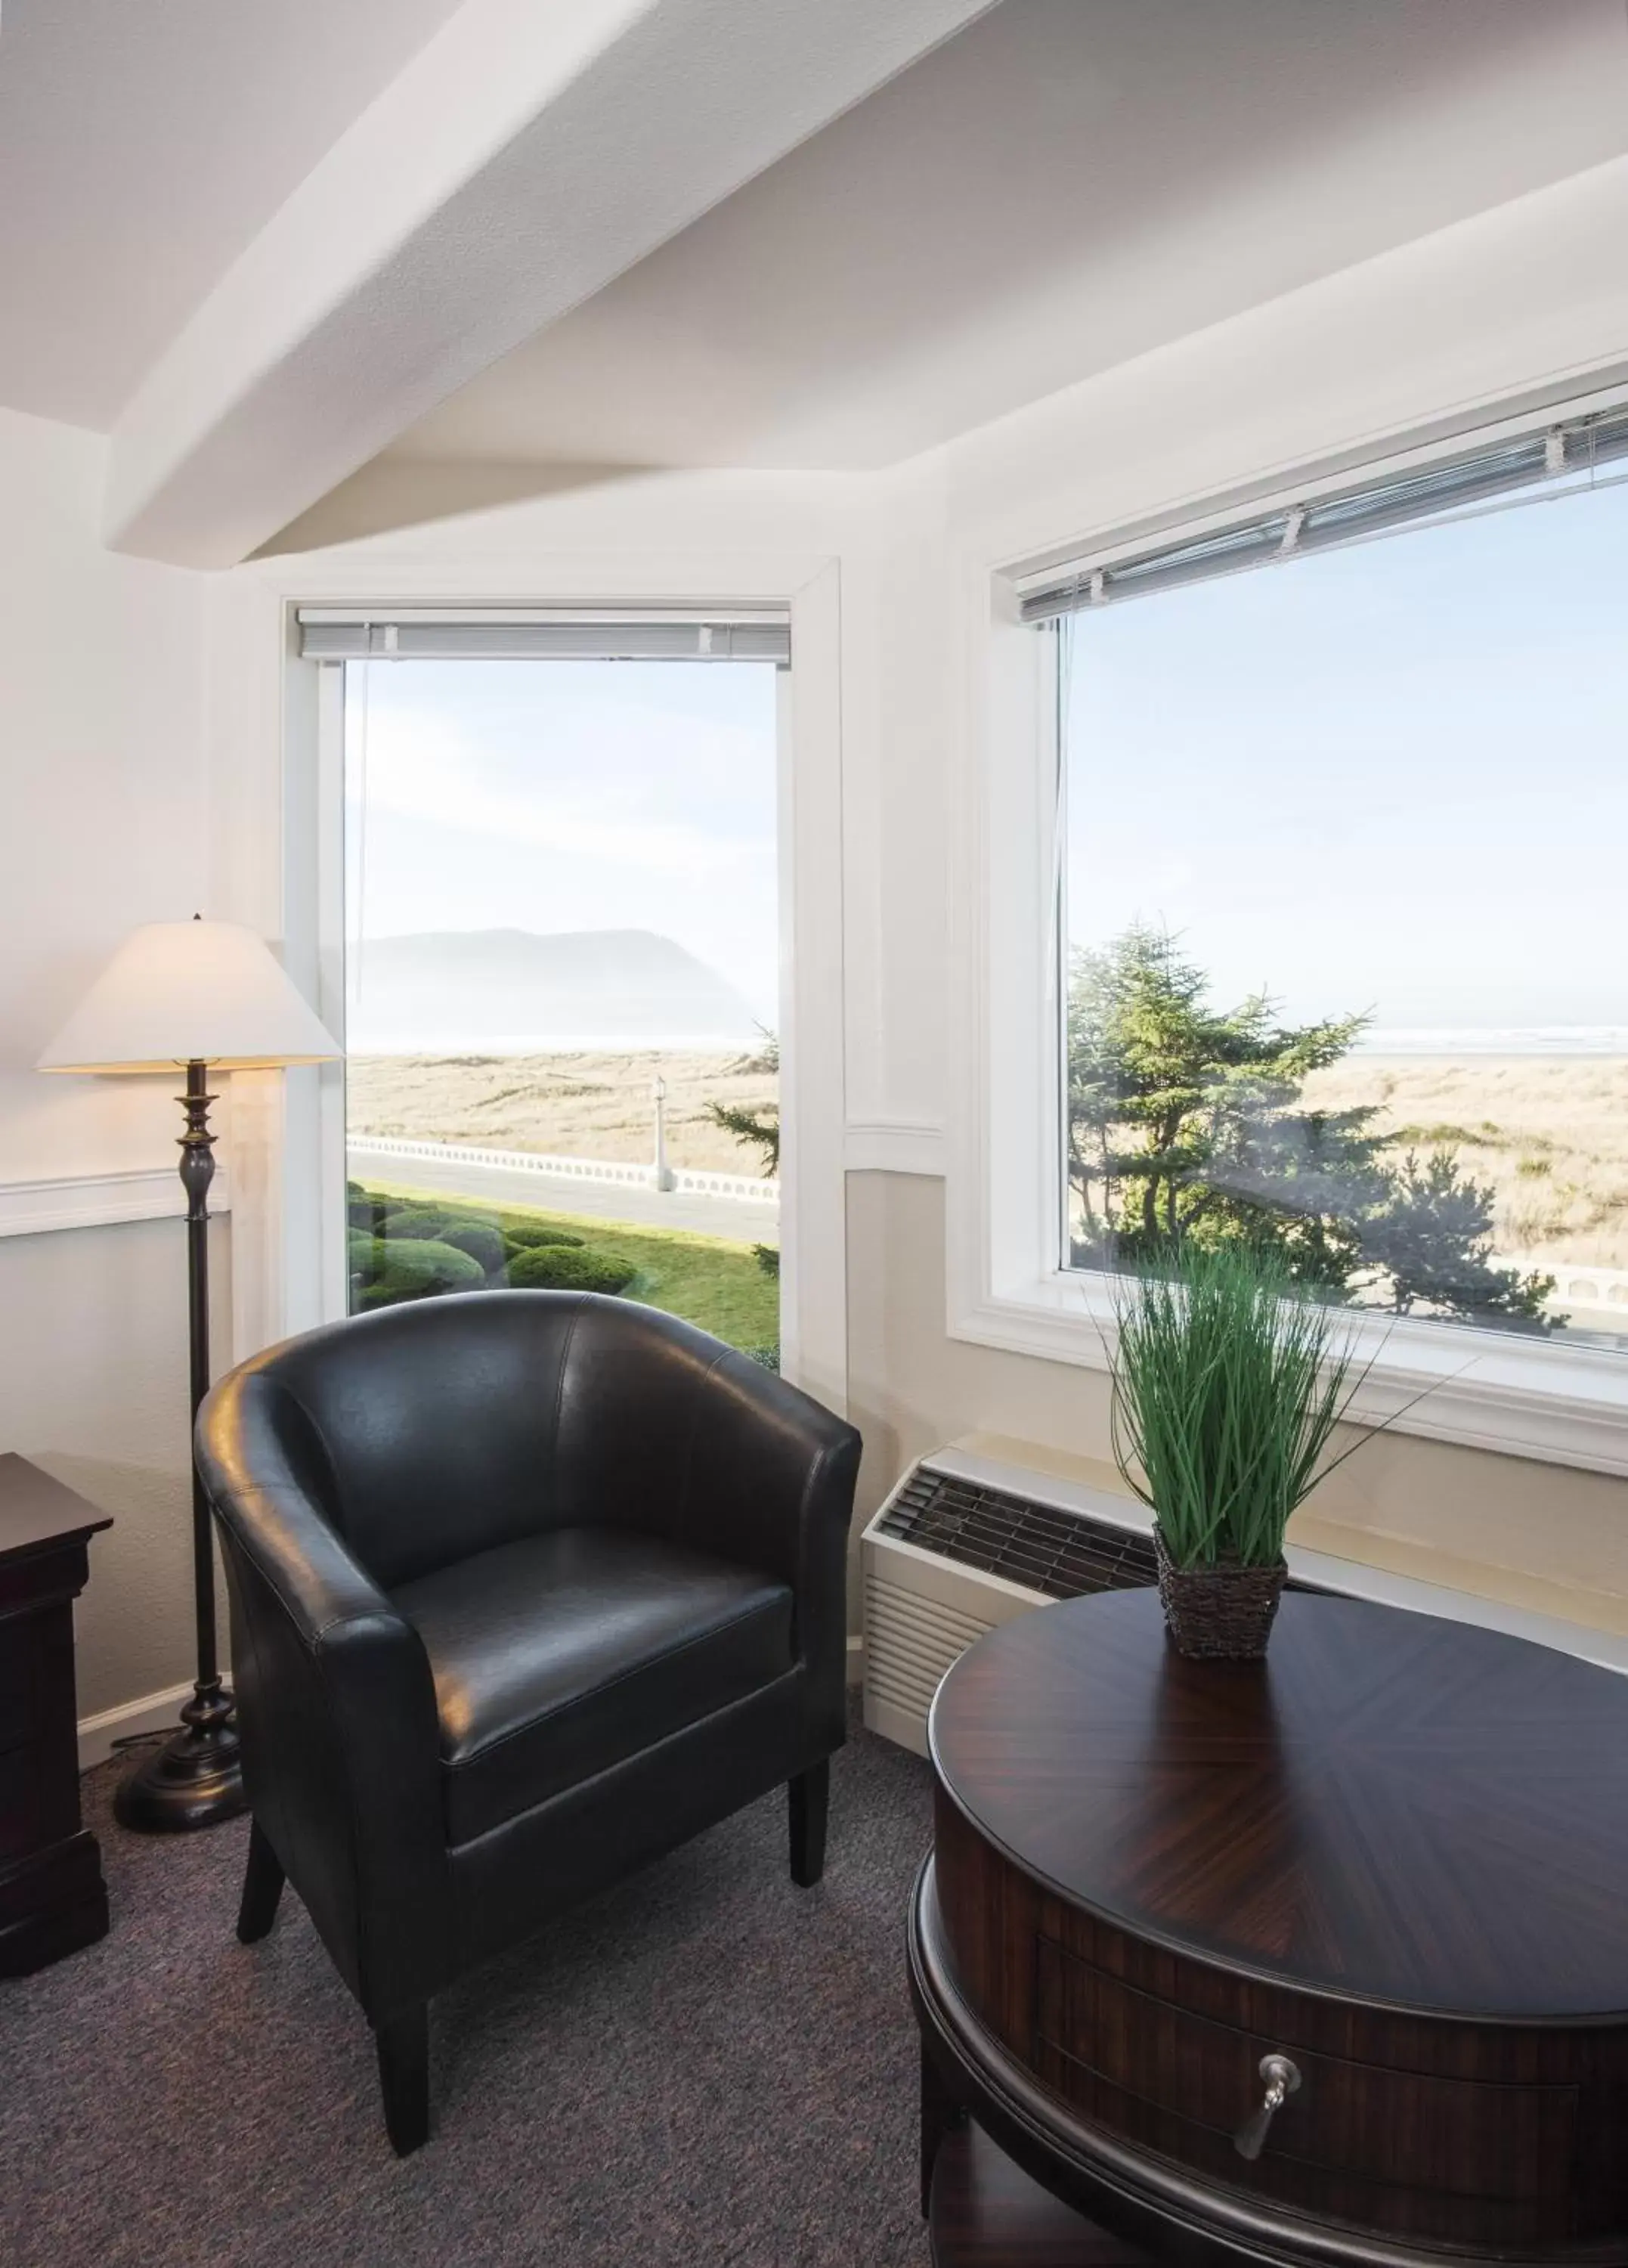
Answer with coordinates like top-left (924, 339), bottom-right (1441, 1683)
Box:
top-left (788, 1758), bottom-right (829, 1888)
top-left (376, 2003), bottom-right (431, 2157)
top-left (236, 1819), bottom-right (286, 1944)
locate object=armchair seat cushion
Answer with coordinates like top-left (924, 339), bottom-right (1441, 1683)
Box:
top-left (392, 1526), bottom-right (794, 1846)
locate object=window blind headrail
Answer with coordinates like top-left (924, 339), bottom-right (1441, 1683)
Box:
top-left (1020, 404), bottom-right (1628, 622)
top-left (297, 612), bottom-right (790, 663)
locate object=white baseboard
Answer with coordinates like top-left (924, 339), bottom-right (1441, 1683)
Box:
top-left (845, 1632), bottom-right (865, 1687)
top-left (77, 1680), bottom-right (194, 1773)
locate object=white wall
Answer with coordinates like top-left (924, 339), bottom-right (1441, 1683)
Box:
top-left (0, 409), bottom-right (208, 1175)
top-left (0, 404), bottom-right (212, 1722)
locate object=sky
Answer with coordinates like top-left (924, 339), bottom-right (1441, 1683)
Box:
top-left (1064, 473), bottom-right (1628, 1043)
top-left (342, 475), bottom-right (1627, 1058)
top-left (345, 656), bottom-right (781, 1028)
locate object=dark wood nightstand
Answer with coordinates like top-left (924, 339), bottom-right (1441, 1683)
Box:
top-left (0, 1453), bottom-right (112, 1975)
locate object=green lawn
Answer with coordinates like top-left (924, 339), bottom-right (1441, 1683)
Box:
top-left (357, 1181), bottom-right (780, 1357)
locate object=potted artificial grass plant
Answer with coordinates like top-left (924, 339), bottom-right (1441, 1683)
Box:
top-left (1111, 1242), bottom-right (1377, 1661)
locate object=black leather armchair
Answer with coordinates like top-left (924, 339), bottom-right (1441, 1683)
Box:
top-left (196, 1290), bottom-right (860, 2154)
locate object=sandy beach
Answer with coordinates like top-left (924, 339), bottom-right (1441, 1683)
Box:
top-left (351, 1047), bottom-right (1627, 1279)
top-left (347, 1049), bottom-right (778, 1176)
top-left (1300, 1054), bottom-right (1628, 1274)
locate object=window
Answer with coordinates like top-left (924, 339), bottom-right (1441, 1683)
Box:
top-left (1048, 409), bottom-right (1628, 1355)
top-left (308, 613), bottom-right (786, 1360)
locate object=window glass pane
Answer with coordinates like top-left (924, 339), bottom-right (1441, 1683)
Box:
top-left (1061, 479), bottom-right (1628, 1349)
top-left (343, 656), bottom-right (782, 1362)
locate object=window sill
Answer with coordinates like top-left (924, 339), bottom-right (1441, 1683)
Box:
top-left (948, 1270), bottom-right (1628, 1479)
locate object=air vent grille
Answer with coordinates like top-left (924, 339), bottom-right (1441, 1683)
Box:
top-left (877, 1470), bottom-right (1158, 1601)
top-left (863, 1572), bottom-right (992, 1723)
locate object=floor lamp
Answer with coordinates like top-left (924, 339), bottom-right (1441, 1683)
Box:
top-left (38, 918), bottom-right (339, 1832)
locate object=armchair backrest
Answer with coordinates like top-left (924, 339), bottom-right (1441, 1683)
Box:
top-left (221, 1290), bottom-right (812, 1592)
top-left (234, 1290), bottom-right (583, 1587)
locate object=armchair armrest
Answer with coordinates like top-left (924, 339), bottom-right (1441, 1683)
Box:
top-left (681, 1349), bottom-right (861, 1611)
top-left (681, 1349), bottom-right (860, 1747)
top-left (554, 1306), bottom-right (861, 1731)
top-left (197, 1365), bottom-right (453, 2019)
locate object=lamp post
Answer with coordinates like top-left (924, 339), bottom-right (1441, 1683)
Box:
top-left (652, 1071), bottom-right (675, 1193)
top-left (38, 918), bottom-right (339, 1831)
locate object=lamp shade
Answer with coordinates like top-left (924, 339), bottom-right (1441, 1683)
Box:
top-left (37, 919), bottom-right (339, 1073)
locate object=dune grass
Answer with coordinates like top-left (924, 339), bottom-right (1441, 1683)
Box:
top-left (1301, 1055), bottom-right (1628, 1268)
top-left (1110, 1242), bottom-right (1369, 1569)
top-left (359, 1181), bottom-right (780, 1356)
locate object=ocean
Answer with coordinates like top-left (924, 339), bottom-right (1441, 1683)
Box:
top-left (1354, 1027), bottom-right (1628, 1057)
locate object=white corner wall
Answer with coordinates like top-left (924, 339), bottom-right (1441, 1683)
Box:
top-left (0, 404), bottom-right (213, 1724)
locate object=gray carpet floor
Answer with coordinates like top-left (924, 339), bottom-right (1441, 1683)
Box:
top-left (1, 1712), bottom-right (934, 2268)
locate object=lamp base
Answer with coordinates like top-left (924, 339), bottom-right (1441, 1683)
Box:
top-left (113, 1681), bottom-right (246, 1833)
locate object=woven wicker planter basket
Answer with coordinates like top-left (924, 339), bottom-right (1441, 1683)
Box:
top-left (1153, 1529), bottom-right (1287, 1660)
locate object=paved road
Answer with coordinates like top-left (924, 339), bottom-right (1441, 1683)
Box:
top-left (351, 1149), bottom-right (780, 1246)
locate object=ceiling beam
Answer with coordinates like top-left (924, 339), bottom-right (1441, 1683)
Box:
top-left (104, 0), bottom-right (995, 568)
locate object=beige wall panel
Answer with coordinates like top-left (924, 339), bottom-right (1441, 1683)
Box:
top-left (846, 1173), bottom-right (1628, 1637)
top-left (0, 1217), bottom-right (230, 1720)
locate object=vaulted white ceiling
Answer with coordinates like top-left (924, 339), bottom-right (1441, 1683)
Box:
top-left (0, 0), bottom-right (998, 560)
top-left (0, 0), bottom-right (467, 428)
top-left (390, 0), bottom-right (1628, 473)
top-left (2, 0), bottom-right (1626, 562)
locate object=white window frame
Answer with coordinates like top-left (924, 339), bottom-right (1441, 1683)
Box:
top-left (309, 632), bottom-right (794, 1337)
top-left (946, 391), bottom-right (1628, 1478)
top-left (209, 551), bottom-right (848, 1422)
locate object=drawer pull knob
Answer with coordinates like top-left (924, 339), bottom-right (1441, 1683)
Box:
top-left (1234, 2054), bottom-right (1301, 2161)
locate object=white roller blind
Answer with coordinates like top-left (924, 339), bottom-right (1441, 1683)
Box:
top-left (297, 609), bottom-right (791, 664)
top-left (1018, 402), bottom-right (1628, 623)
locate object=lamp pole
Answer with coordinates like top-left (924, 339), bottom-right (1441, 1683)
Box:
top-left (113, 1059), bottom-right (243, 1830)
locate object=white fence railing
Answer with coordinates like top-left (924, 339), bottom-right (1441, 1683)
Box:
top-left (1502, 1254), bottom-right (1628, 1314)
top-left (348, 1135), bottom-right (778, 1206)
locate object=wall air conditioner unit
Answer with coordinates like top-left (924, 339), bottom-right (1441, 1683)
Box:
top-left (862, 1437), bottom-right (1159, 1757)
top-left (861, 1435), bottom-right (1628, 1758)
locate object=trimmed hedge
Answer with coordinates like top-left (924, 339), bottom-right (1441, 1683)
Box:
top-left (347, 1228), bottom-right (380, 1272)
top-left (507, 1244), bottom-right (638, 1294)
top-left (346, 1179), bottom-right (776, 1347)
top-left (435, 1219), bottom-right (508, 1273)
top-left (380, 1207), bottom-right (460, 1240)
top-left (357, 1238), bottom-right (485, 1307)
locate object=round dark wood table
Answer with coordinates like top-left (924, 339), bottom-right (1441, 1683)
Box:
top-left (910, 1588), bottom-right (1628, 2268)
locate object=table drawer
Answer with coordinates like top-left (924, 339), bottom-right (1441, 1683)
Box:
top-left (1035, 1938), bottom-right (1577, 2211)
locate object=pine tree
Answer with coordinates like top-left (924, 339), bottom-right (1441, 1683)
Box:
top-left (1065, 925), bottom-right (1558, 1329)
top-left (1066, 925), bottom-right (1380, 1288)
top-left (1358, 1150), bottom-right (1555, 1325)
top-left (704, 1028), bottom-right (780, 1175)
